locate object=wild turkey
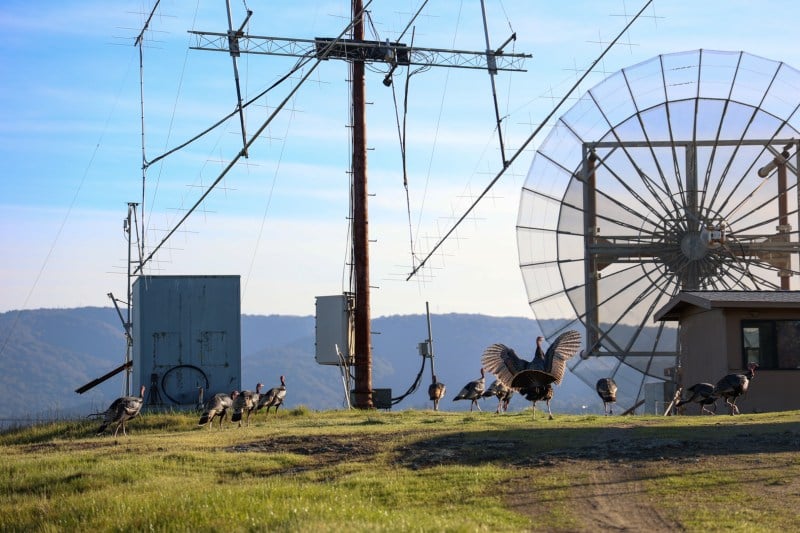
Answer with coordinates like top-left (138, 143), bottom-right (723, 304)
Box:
top-left (96, 385), bottom-right (146, 437)
top-left (482, 379), bottom-right (514, 413)
top-left (714, 363), bottom-right (758, 415)
top-left (232, 382), bottom-right (263, 426)
top-left (675, 383), bottom-right (717, 415)
top-left (595, 377), bottom-right (618, 415)
top-left (428, 375), bottom-right (446, 411)
top-left (481, 330), bottom-right (582, 419)
top-left (452, 368), bottom-right (486, 411)
top-left (256, 376), bottom-right (287, 416)
top-left (198, 390), bottom-right (239, 429)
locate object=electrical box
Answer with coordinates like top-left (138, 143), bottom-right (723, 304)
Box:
top-left (132, 275), bottom-right (241, 408)
top-left (372, 388), bottom-right (393, 410)
top-left (315, 294), bottom-right (354, 366)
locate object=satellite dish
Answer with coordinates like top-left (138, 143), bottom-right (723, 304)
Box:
top-left (517, 49), bottom-right (800, 410)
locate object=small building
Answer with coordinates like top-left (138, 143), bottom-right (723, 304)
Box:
top-left (654, 291), bottom-right (800, 413)
top-left (132, 275), bottom-right (242, 408)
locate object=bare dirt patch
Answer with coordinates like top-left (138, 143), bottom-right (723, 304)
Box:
top-left (230, 434), bottom-right (381, 458)
top-left (227, 433), bottom-right (386, 475)
top-left (23, 440), bottom-right (117, 453)
top-left (396, 433), bottom-right (525, 469)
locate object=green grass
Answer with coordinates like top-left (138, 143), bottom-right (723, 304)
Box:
top-left (1, 409), bottom-right (798, 532)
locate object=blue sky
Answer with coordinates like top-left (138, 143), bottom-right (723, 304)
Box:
top-left (2, 0), bottom-right (800, 318)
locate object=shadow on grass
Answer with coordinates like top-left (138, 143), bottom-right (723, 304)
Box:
top-left (394, 419), bottom-right (800, 470)
top-left (221, 416), bottom-right (799, 478)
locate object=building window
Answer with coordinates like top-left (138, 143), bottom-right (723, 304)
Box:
top-left (741, 320), bottom-right (800, 370)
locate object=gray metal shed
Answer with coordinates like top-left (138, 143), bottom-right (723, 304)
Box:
top-left (132, 275), bottom-right (241, 408)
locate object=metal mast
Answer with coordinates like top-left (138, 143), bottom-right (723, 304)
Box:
top-left (190, 3), bottom-right (530, 409)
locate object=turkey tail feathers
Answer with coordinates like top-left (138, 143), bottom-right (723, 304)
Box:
top-left (544, 330), bottom-right (582, 385)
top-left (480, 343), bottom-right (525, 386)
top-left (482, 331), bottom-right (582, 389)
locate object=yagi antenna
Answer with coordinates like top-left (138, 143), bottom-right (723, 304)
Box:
top-left (225, 1), bottom-right (253, 157)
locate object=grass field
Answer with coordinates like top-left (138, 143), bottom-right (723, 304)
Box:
top-left (1, 407), bottom-right (798, 532)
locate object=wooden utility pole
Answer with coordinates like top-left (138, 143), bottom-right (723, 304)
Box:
top-left (351, 0), bottom-right (372, 408)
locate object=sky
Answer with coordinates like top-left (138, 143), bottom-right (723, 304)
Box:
top-left (3, 0), bottom-right (800, 320)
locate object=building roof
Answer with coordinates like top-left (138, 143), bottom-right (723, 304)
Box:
top-left (654, 291), bottom-right (800, 322)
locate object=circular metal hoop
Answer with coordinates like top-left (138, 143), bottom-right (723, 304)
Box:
top-left (160, 364), bottom-right (210, 405)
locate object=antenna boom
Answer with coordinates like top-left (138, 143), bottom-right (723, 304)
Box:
top-left (189, 31), bottom-right (531, 71)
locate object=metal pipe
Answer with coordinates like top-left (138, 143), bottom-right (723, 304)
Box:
top-left (479, 0), bottom-right (507, 166)
top-left (583, 147), bottom-right (600, 355)
top-left (777, 148), bottom-right (791, 289)
top-left (425, 301), bottom-right (436, 381)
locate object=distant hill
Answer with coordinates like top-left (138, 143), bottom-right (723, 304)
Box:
top-left (0, 307), bottom-right (600, 426)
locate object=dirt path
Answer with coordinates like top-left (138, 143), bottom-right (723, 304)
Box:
top-left (506, 458), bottom-right (684, 532)
top-left (500, 425), bottom-right (799, 531)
